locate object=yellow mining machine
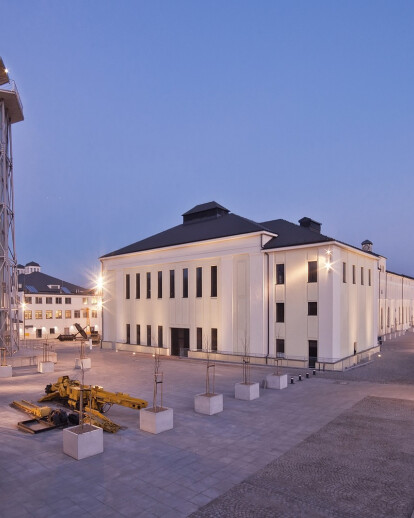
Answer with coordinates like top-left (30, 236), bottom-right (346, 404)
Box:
top-left (37, 375), bottom-right (148, 432)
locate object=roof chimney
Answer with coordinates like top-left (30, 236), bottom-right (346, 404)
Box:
top-left (298, 217), bottom-right (321, 234)
top-left (361, 240), bottom-right (373, 253)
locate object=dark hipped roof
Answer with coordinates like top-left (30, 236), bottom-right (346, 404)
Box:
top-left (26, 261), bottom-right (40, 266)
top-left (261, 219), bottom-right (333, 249)
top-left (18, 271), bottom-right (88, 295)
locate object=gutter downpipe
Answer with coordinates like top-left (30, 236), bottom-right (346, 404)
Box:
top-left (265, 251), bottom-right (270, 364)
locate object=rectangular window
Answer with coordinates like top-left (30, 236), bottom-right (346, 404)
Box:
top-left (46, 310), bottom-right (53, 319)
top-left (158, 271), bottom-right (162, 298)
top-left (74, 310), bottom-right (80, 318)
top-left (308, 340), bottom-right (318, 368)
top-left (211, 266), bottom-right (217, 297)
top-left (368, 269), bottom-right (371, 286)
top-left (35, 310), bottom-right (42, 319)
top-left (56, 310), bottom-right (62, 319)
top-left (211, 328), bottom-right (217, 351)
top-left (136, 324), bottom-right (141, 345)
top-left (65, 310), bottom-right (71, 319)
top-left (46, 297), bottom-right (52, 304)
top-left (50, 328), bottom-right (55, 335)
top-left (342, 262), bottom-right (347, 283)
top-left (35, 297), bottom-right (42, 304)
top-left (352, 265), bottom-right (356, 284)
top-left (276, 264), bottom-right (285, 285)
top-left (361, 267), bottom-right (364, 285)
top-left (276, 303), bottom-right (285, 323)
top-left (56, 297), bottom-right (62, 304)
top-left (65, 297), bottom-right (71, 304)
top-left (158, 326), bottom-right (163, 347)
top-left (83, 297), bottom-right (88, 305)
top-left (197, 327), bottom-right (202, 350)
top-left (136, 273), bottom-right (140, 299)
top-left (126, 324), bottom-right (130, 344)
top-left (308, 302), bottom-right (318, 316)
top-left (196, 267), bottom-right (202, 297)
top-left (91, 310), bottom-right (97, 318)
top-left (308, 261), bottom-right (317, 283)
top-left (146, 272), bottom-right (151, 299)
top-left (182, 268), bottom-right (188, 298)
top-left (24, 310), bottom-right (32, 320)
top-left (126, 274), bottom-right (130, 299)
top-left (147, 325), bottom-right (151, 346)
top-left (276, 338), bottom-right (285, 357)
top-left (82, 310), bottom-right (88, 318)
top-left (170, 270), bottom-right (175, 298)
top-left (25, 296), bottom-right (32, 304)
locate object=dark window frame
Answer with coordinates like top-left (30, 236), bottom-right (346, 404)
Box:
top-left (308, 301), bottom-right (318, 316)
top-left (126, 274), bottom-right (130, 300)
top-left (158, 271), bottom-right (162, 299)
top-left (126, 324), bottom-right (130, 344)
top-left (136, 273), bottom-right (140, 299)
top-left (146, 325), bottom-right (151, 346)
top-left (276, 338), bottom-right (285, 357)
top-left (170, 270), bottom-right (175, 298)
top-left (211, 328), bottom-right (217, 351)
top-left (342, 262), bottom-right (346, 283)
top-left (276, 264), bottom-right (285, 285)
top-left (196, 267), bottom-right (202, 298)
top-left (276, 302), bottom-right (285, 323)
top-left (146, 272), bottom-right (151, 299)
top-left (308, 261), bottom-right (317, 283)
top-left (136, 324), bottom-right (141, 345)
top-left (197, 327), bottom-right (202, 350)
top-left (158, 325), bottom-right (163, 347)
top-left (211, 265), bottom-right (217, 297)
top-left (182, 268), bottom-right (188, 298)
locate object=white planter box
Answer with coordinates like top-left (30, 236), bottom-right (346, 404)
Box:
top-left (266, 373), bottom-right (288, 390)
top-left (63, 424), bottom-right (103, 460)
top-left (0, 365), bottom-right (12, 378)
top-left (140, 407), bottom-right (173, 434)
top-left (75, 358), bottom-right (91, 370)
top-left (37, 361), bottom-right (54, 373)
top-left (194, 393), bottom-right (223, 415)
top-left (235, 382), bottom-right (260, 400)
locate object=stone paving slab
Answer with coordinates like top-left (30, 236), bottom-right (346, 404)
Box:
top-left (191, 396), bottom-right (414, 518)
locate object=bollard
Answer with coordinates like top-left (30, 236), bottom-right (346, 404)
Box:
top-left (290, 377), bottom-right (294, 384)
top-left (298, 374), bottom-right (302, 381)
top-left (306, 372), bottom-right (309, 379)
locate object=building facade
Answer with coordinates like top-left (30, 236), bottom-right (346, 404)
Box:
top-left (100, 202), bottom-right (414, 370)
top-left (18, 262), bottom-right (102, 341)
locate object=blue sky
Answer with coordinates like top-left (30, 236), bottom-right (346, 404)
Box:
top-left (2, 1), bottom-right (413, 285)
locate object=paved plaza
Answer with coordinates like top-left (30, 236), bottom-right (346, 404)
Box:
top-left (1, 335), bottom-right (414, 517)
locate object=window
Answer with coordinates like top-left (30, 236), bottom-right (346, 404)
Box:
top-left (83, 297), bottom-right (88, 304)
top-left (136, 324), bottom-right (141, 345)
top-left (50, 328), bottom-right (55, 335)
top-left (35, 310), bottom-right (42, 319)
top-left (126, 324), bottom-right (130, 344)
top-left (56, 310), bottom-right (62, 319)
top-left (210, 266), bottom-right (218, 297)
top-left (368, 269), bottom-right (371, 286)
top-left (387, 307), bottom-right (390, 327)
top-left (308, 340), bottom-right (318, 368)
top-left (196, 267), bottom-right (202, 297)
top-left (308, 302), bottom-right (318, 316)
top-left (65, 310), bottom-right (71, 319)
top-left (276, 339), bottom-right (285, 357)
top-left (136, 273), bottom-right (140, 299)
top-left (158, 271), bottom-right (162, 299)
top-left (25, 296), bottom-right (32, 304)
top-left (56, 297), bottom-right (62, 304)
top-left (361, 267), bottom-right (364, 285)
top-left (352, 265), bottom-right (356, 284)
top-left (276, 264), bottom-right (285, 285)
top-left (147, 325), bottom-right (151, 346)
top-left (91, 310), bottom-right (97, 318)
top-left (197, 327), bottom-right (202, 350)
top-left (183, 268), bottom-right (188, 298)
top-left (35, 297), bottom-right (42, 304)
top-left (82, 310), bottom-right (88, 318)
top-left (158, 326), bottom-right (163, 347)
top-left (46, 310), bottom-right (53, 319)
top-left (308, 261), bottom-right (317, 283)
top-left (276, 303), bottom-right (285, 323)
top-left (211, 328), bottom-right (217, 351)
top-left (65, 297), bottom-right (71, 304)
top-left (91, 298), bottom-right (97, 304)
top-left (146, 273), bottom-right (151, 299)
top-left (24, 310), bottom-right (32, 320)
top-left (46, 297), bottom-right (52, 304)
top-left (74, 310), bottom-right (80, 318)
top-left (170, 270), bottom-right (175, 298)
top-left (342, 262), bottom-right (347, 283)
top-left (126, 274), bottom-right (130, 299)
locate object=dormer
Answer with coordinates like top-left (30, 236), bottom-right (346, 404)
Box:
top-left (25, 261), bottom-right (41, 274)
top-left (182, 202), bottom-right (230, 224)
top-left (298, 217), bottom-right (322, 234)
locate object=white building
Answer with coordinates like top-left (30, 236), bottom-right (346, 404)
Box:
top-left (100, 202), bottom-right (414, 370)
top-left (18, 262), bottom-right (102, 341)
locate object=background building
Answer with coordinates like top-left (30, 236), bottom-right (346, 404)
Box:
top-left (18, 262), bottom-right (102, 341)
top-left (100, 202), bottom-right (414, 370)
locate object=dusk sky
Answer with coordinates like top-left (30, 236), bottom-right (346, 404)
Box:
top-left (2, 1), bottom-right (413, 286)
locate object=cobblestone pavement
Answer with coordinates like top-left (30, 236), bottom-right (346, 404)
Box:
top-left (1, 335), bottom-right (414, 517)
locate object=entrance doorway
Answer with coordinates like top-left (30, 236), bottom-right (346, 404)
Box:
top-left (308, 340), bottom-right (318, 368)
top-left (36, 329), bottom-right (42, 338)
top-left (171, 328), bottom-right (189, 356)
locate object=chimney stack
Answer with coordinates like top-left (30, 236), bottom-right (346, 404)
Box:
top-left (361, 240), bottom-right (373, 253)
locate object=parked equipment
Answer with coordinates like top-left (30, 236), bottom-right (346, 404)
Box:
top-left (10, 400), bottom-right (77, 434)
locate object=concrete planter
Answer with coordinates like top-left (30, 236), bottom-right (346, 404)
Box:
top-left (37, 361), bottom-right (54, 373)
top-left (63, 424), bottom-right (103, 460)
top-left (140, 407), bottom-right (173, 434)
top-left (194, 393), bottom-right (223, 415)
top-left (235, 382), bottom-right (260, 400)
top-left (75, 358), bottom-right (91, 370)
top-left (266, 373), bottom-right (288, 390)
top-left (0, 365), bottom-right (12, 378)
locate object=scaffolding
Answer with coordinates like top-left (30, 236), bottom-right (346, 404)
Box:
top-left (0, 58), bottom-right (23, 355)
